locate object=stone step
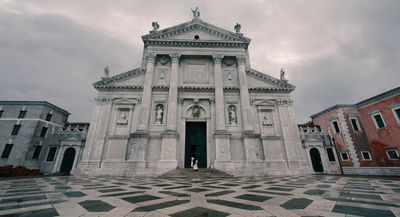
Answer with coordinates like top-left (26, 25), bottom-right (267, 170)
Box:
top-left (160, 168), bottom-right (233, 179)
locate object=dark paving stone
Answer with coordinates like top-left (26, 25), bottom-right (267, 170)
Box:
top-left (235, 194), bottom-right (273, 202)
top-left (6, 188), bottom-right (41, 194)
top-left (153, 183), bottom-right (172, 187)
top-left (158, 191), bottom-right (189, 197)
top-left (267, 187), bottom-right (294, 192)
top-left (304, 189), bottom-right (326, 196)
top-left (63, 191), bottom-right (87, 198)
top-left (242, 185), bottom-right (262, 189)
top-left (184, 188), bottom-right (210, 193)
top-left (221, 183), bottom-right (240, 187)
top-left (316, 184), bottom-right (331, 188)
top-left (340, 192), bottom-right (382, 200)
top-left (0, 200), bottom-right (64, 211)
top-left (249, 190), bottom-right (292, 196)
top-left (202, 185), bottom-right (229, 189)
top-left (54, 185), bottom-right (72, 190)
top-left (121, 195), bottom-right (160, 204)
top-left (1, 207), bottom-right (59, 217)
top-left (97, 188), bottom-right (125, 193)
top-left (205, 190), bottom-right (236, 197)
top-left (170, 207), bottom-right (229, 217)
top-left (325, 197), bottom-right (400, 208)
top-left (101, 191), bottom-right (145, 197)
top-left (0, 195), bottom-right (46, 204)
top-left (134, 200), bottom-right (190, 212)
top-left (281, 198), bottom-right (313, 210)
top-left (332, 204), bottom-right (395, 217)
top-left (207, 199), bottom-right (262, 210)
top-left (392, 188), bottom-right (400, 193)
top-left (83, 185), bottom-right (119, 190)
top-left (79, 200), bottom-right (115, 212)
top-left (163, 185), bottom-right (191, 190)
top-left (131, 185), bottom-right (152, 190)
top-left (111, 182), bottom-right (127, 185)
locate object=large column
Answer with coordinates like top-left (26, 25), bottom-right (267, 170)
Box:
top-left (165, 53), bottom-right (180, 131)
top-left (159, 53), bottom-right (180, 170)
top-left (212, 54), bottom-right (231, 171)
top-left (212, 54), bottom-right (226, 132)
top-left (137, 52), bottom-right (156, 131)
top-left (236, 55), bottom-right (254, 132)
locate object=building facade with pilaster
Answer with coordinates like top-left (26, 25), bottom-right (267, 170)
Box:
top-left (76, 10), bottom-right (311, 176)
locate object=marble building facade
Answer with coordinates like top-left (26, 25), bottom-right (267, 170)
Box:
top-left (76, 10), bottom-right (311, 176)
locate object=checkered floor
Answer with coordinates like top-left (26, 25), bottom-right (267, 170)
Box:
top-left (0, 174), bottom-right (399, 216)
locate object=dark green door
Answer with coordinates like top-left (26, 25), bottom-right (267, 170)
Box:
top-left (185, 122), bottom-right (207, 168)
top-left (60, 147), bottom-right (76, 174)
top-left (310, 148), bottom-right (324, 172)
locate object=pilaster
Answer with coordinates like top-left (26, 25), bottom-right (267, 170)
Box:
top-left (212, 54), bottom-right (226, 133)
top-left (137, 52), bottom-right (156, 131)
top-left (236, 55), bottom-right (254, 132)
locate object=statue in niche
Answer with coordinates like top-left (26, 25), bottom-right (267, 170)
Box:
top-left (262, 112), bottom-right (273, 127)
top-left (234, 23), bottom-right (241, 33)
top-left (227, 71), bottom-right (232, 81)
top-left (192, 105), bottom-right (201, 118)
top-left (191, 6), bottom-right (200, 19)
top-left (228, 105), bottom-right (237, 125)
top-left (159, 70), bottom-right (165, 80)
top-left (155, 104), bottom-right (164, 124)
top-left (151, 21), bottom-right (159, 31)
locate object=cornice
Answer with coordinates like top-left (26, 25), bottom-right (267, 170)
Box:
top-left (93, 68), bottom-right (144, 86)
top-left (0, 101), bottom-right (70, 115)
top-left (94, 85), bottom-right (143, 90)
top-left (144, 40), bottom-right (248, 49)
top-left (249, 87), bottom-right (294, 93)
top-left (356, 86), bottom-right (400, 108)
top-left (247, 69), bottom-right (295, 90)
top-left (178, 86), bottom-right (215, 92)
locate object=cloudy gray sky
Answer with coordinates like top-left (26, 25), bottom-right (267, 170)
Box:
top-left (1, 0), bottom-right (399, 123)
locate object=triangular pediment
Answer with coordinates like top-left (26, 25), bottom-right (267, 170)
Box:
top-left (142, 19), bottom-right (250, 44)
top-left (93, 68), bottom-right (145, 89)
top-left (246, 69), bottom-right (295, 92)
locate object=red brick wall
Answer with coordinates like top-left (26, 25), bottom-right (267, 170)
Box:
top-left (357, 95), bottom-right (400, 167)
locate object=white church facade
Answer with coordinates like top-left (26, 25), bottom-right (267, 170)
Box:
top-left (76, 10), bottom-right (312, 177)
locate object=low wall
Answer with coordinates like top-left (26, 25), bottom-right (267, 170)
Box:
top-left (343, 167), bottom-right (400, 176)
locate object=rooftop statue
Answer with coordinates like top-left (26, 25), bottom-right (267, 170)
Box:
top-left (234, 23), bottom-right (241, 33)
top-left (104, 66), bottom-right (110, 78)
top-left (152, 21), bottom-right (159, 31)
top-left (280, 68), bottom-right (287, 82)
top-left (191, 6), bottom-right (200, 19)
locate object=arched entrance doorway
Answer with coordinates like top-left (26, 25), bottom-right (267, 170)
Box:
top-left (59, 147), bottom-right (76, 175)
top-left (310, 148), bottom-right (324, 172)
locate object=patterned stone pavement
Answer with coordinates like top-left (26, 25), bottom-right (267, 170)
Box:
top-left (0, 174), bottom-right (400, 217)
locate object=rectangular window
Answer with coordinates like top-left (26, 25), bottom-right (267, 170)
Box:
top-left (0, 110), bottom-right (3, 118)
top-left (350, 118), bottom-right (361, 132)
top-left (32, 146), bottom-right (42, 159)
top-left (46, 147), bottom-right (57, 161)
top-left (386, 149), bottom-right (399, 160)
top-left (40, 127), bottom-right (48, 138)
top-left (393, 108), bottom-right (400, 125)
top-left (341, 152), bottom-right (349, 161)
top-left (331, 120), bottom-right (340, 133)
top-left (361, 151), bottom-right (372, 160)
top-left (326, 148), bottom-right (336, 161)
top-left (45, 113), bottom-right (53, 122)
top-left (11, 124), bottom-right (21, 135)
top-left (372, 114), bottom-right (386, 129)
top-left (1, 144), bottom-right (13, 158)
top-left (18, 110), bottom-right (27, 119)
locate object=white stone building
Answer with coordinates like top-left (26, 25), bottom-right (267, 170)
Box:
top-left (76, 10), bottom-right (311, 176)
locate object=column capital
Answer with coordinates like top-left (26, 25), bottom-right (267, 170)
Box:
top-left (236, 55), bottom-right (247, 65)
top-left (145, 52), bottom-right (157, 63)
top-left (212, 54), bottom-right (224, 64)
top-left (169, 53), bottom-right (181, 63)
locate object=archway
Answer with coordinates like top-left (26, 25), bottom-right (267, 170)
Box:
top-left (59, 147), bottom-right (76, 175)
top-left (310, 148), bottom-right (324, 172)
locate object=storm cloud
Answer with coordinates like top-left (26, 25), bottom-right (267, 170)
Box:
top-left (0, 0), bottom-right (399, 123)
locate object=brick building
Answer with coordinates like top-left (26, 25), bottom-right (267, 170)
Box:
top-left (310, 87), bottom-right (400, 175)
top-left (0, 101), bottom-right (69, 170)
